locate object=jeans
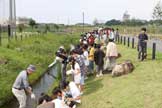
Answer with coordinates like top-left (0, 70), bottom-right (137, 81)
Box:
top-left (96, 65), bottom-right (103, 74)
top-left (138, 44), bottom-right (147, 61)
top-left (61, 63), bottom-right (67, 85)
top-left (88, 60), bottom-right (94, 73)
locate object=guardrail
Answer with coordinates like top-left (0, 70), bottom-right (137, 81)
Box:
top-left (117, 35), bottom-right (157, 60)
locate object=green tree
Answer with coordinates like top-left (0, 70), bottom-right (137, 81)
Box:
top-left (53, 24), bottom-right (59, 32)
top-left (153, 1), bottom-right (162, 20)
top-left (29, 18), bottom-right (36, 30)
top-left (45, 24), bottom-right (50, 33)
top-left (105, 19), bottom-right (121, 26)
top-left (18, 24), bottom-right (25, 33)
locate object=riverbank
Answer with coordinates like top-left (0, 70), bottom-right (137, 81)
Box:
top-left (0, 32), bottom-right (79, 107)
top-left (79, 44), bottom-right (162, 108)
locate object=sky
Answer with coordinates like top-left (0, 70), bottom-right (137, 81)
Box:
top-left (1, 0), bottom-right (160, 24)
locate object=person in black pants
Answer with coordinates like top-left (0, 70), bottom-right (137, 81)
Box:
top-left (138, 28), bottom-right (148, 61)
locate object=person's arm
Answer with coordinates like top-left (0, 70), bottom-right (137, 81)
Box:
top-left (23, 77), bottom-right (32, 94)
top-left (23, 79), bottom-right (32, 94)
top-left (144, 34), bottom-right (148, 42)
top-left (103, 51), bottom-right (105, 58)
top-left (68, 96), bottom-right (81, 101)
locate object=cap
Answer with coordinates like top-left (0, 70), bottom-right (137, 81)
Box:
top-left (27, 64), bottom-right (36, 72)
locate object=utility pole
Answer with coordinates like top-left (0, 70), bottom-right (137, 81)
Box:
top-left (82, 12), bottom-right (84, 33)
top-left (8, 0), bottom-right (13, 38)
top-left (9, 0), bottom-right (16, 37)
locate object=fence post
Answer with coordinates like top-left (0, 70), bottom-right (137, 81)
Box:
top-left (128, 37), bottom-right (130, 47)
top-left (21, 34), bottom-right (23, 41)
top-left (152, 43), bottom-right (156, 60)
top-left (8, 25), bottom-right (11, 42)
top-left (15, 34), bottom-right (17, 41)
top-left (118, 36), bottom-right (120, 43)
top-left (124, 37), bottom-right (126, 45)
top-left (115, 35), bottom-right (118, 41)
top-left (132, 38), bottom-right (134, 48)
top-left (0, 25), bottom-right (2, 46)
top-left (120, 36), bottom-right (122, 44)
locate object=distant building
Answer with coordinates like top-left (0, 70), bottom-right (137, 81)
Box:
top-left (0, 18), bottom-right (9, 25)
top-left (123, 11), bottom-right (130, 21)
top-left (16, 17), bottom-right (30, 25)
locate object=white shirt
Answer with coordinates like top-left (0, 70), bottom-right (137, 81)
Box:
top-left (69, 82), bottom-right (81, 103)
top-left (109, 32), bottom-right (115, 40)
top-left (102, 34), bottom-right (107, 41)
top-left (73, 63), bottom-right (81, 84)
top-left (52, 99), bottom-right (62, 108)
top-left (83, 51), bottom-right (89, 66)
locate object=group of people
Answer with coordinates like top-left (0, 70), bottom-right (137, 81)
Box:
top-left (12, 27), bottom-right (119, 108)
top-left (37, 28), bottom-right (119, 108)
top-left (12, 27), bottom-right (148, 108)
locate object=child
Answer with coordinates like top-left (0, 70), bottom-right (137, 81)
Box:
top-left (82, 44), bottom-right (89, 78)
top-left (69, 57), bottom-right (81, 89)
top-left (94, 44), bottom-right (105, 77)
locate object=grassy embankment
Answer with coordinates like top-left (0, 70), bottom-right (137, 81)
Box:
top-left (79, 44), bottom-right (162, 108)
top-left (0, 32), bottom-right (79, 106)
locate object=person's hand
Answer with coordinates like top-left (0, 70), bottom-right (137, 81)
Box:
top-left (67, 98), bottom-right (73, 101)
top-left (31, 93), bottom-right (36, 99)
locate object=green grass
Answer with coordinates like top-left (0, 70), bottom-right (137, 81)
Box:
top-left (0, 32), bottom-right (80, 106)
top-left (79, 44), bottom-right (162, 108)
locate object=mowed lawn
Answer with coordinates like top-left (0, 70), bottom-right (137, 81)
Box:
top-left (79, 44), bottom-right (162, 108)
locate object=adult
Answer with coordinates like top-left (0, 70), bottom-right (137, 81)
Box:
top-left (115, 28), bottom-right (120, 41)
top-left (138, 28), bottom-right (148, 61)
top-left (102, 32), bottom-right (108, 46)
top-left (105, 39), bottom-right (118, 71)
top-left (55, 46), bottom-right (68, 87)
top-left (109, 28), bottom-right (115, 41)
top-left (12, 65), bottom-right (36, 108)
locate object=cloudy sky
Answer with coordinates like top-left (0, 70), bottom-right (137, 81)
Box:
top-left (1, 0), bottom-right (160, 24)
